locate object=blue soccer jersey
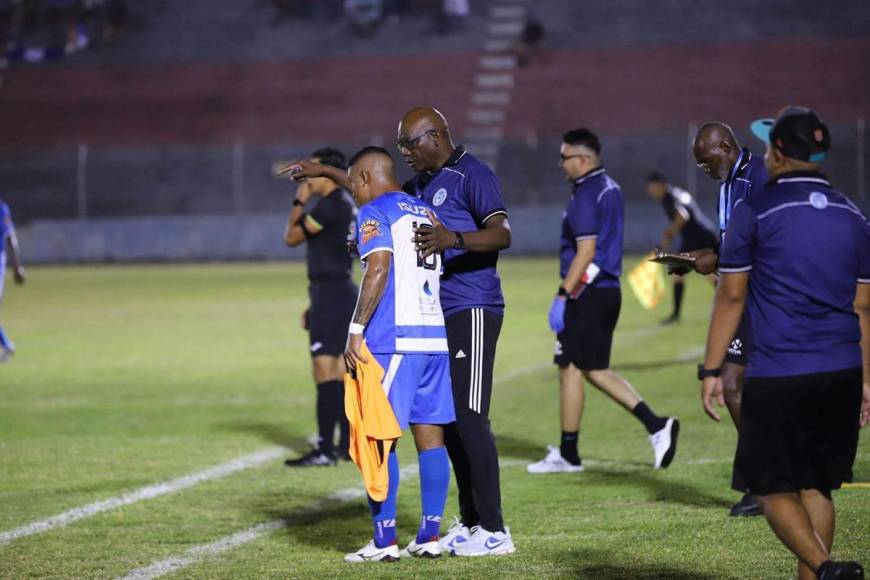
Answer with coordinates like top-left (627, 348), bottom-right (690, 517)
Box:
top-left (720, 171), bottom-right (870, 378)
top-left (403, 147), bottom-right (508, 317)
top-left (356, 192), bottom-right (448, 355)
top-left (718, 149), bottom-right (767, 235)
top-left (559, 167), bottom-right (624, 286)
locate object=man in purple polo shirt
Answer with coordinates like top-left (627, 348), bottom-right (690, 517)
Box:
top-left (700, 107), bottom-right (869, 580)
top-left (528, 128), bottom-right (679, 475)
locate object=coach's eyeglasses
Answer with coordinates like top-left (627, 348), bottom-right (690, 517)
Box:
top-left (559, 153), bottom-right (589, 164)
top-left (397, 129), bottom-right (437, 152)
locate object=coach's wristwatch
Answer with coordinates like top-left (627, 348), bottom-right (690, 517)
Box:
top-left (453, 232), bottom-right (465, 250)
top-left (696, 364), bottom-right (721, 380)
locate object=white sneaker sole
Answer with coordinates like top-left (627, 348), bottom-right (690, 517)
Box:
top-left (526, 463), bottom-right (584, 474)
top-left (453, 544), bottom-right (516, 557)
top-left (400, 542), bottom-right (442, 559)
top-left (344, 546), bottom-right (400, 563)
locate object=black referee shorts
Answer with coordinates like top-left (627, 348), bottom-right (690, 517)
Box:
top-left (724, 310), bottom-right (753, 367)
top-left (307, 279), bottom-right (357, 358)
top-left (733, 367), bottom-right (862, 497)
top-left (554, 286), bottom-right (621, 371)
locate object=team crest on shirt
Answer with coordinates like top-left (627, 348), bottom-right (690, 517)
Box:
top-left (360, 219), bottom-right (382, 244)
top-left (433, 188), bottom-right (448, 207)
top-left (809, 192), bottom-right (828, 210)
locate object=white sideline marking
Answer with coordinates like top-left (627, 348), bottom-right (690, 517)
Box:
top-left (120, 460), bottom-right (528, 580)
top-left (0, 447), bottom-right (287, 546)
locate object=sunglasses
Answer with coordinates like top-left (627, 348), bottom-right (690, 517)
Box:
top-left (397, 129), bottom-right (437, 152)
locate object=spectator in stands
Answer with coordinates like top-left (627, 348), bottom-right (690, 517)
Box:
top-left (513, 16), bottom-right (544, 67)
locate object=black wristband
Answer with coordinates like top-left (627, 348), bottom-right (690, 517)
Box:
top-left (697, 364), bottom-right (721, 380)
top-left (453, 232), bottom-right (465, 250)
top-left (557, 287), bottom-right (568, 297)
top-left (292, 198), bottom-right (304, 207)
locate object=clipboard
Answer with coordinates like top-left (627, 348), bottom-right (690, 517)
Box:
top-left (648, 253), bottom-right (696, 268)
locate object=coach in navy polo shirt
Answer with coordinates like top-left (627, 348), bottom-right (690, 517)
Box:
top-left (693, 121), bottom-right (769, 517)
top-left (527, 128), bottom-right (679, 475)
top-left (700, 107), bottom-right (870, 580)
top-left (401, 106), bottom-right (515, 556)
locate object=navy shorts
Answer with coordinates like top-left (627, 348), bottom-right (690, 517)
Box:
top-left (307, 279), bottom-right (357, 358)
top-left (554, 286), bottom-right (621, 371)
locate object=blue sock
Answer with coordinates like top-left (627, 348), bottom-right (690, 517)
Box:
top-left (368, 451), bottom-right (399, 548)
top-left (0, 324), bottom-right (11, 351)
top-left (416, 446), bottom-right (450, 543)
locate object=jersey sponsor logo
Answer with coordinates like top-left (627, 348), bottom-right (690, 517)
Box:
top-left (360, 219), bottom-right (382, 244)
top-left (423, 280), bottom-right (434, 297)
top-left (397, 200), bottom-right (429, 216)
top-left (432, 188), bottom-right (448, 207)
top-left (728, 338), bottom-right (743, 356)
top-left (809, 192), bottom-right (828, 210)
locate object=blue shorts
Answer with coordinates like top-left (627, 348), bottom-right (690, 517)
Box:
top-left (372, 353), bottom-right (455, 430)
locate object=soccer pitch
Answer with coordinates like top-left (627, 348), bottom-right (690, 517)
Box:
top-left (1, 258), bottom-right (867, 579)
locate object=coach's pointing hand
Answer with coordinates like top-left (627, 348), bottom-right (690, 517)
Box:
top-left (275, 159), bottom-right (326, 181)
top-left (701, 376), bottom-right (725, 422)
top-left (344, 332), bottom-right (368, 374)
top-left (414, 210), bottom-right (456, 258)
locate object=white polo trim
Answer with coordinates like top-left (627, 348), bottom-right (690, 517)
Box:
top-left (482, 209), bottom-right (508, 224)
top-left (858, 278), bottom-right (870, 284)
top-left (576, 234), bottom-right (597, 241)
top-left (719, 265), bottom-right (752, 273)
top-left (359, 247), bottom-right (393, 260)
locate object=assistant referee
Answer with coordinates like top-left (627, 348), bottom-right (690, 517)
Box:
top-left (701, 107), bottom-right (868, 580)
top-left (281, 147), bottom-right (358, 467)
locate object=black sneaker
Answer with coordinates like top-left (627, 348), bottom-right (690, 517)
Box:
top-left (818, 561), bottom-right (864, 580)
top-left (729, 493), bottom-right (762, 517)
top-left (284, 449), bottom-right (336, 467)
top-left (660, 315), bottom-right (680, 326)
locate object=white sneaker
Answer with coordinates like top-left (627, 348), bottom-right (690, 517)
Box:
top-left (526, 446), bottom-right (584, 474)
top-left (399, 538), bottom-right (442, 558)
top-left (438, 516), bottom-right (470, 552)
top-left (649, 417), bottom-right (680, 469)
top-left (451, 525), bottom-right (516, 557)
top-left (344, 539), bottom-right (400, 563)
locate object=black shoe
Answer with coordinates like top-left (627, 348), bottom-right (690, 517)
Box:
top-left (729, 493), bottom-right (761, 517)
top-left (333, 450), bottom-right (352, 462)
top-left (660, 315), bottom-right (680, 326)
top-left (818, 561), bottom-right (864, 580)
top-left (284, 449), bottom-right (336, 467)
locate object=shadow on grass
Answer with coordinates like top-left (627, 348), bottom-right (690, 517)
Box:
top-left (571, 468), bottom-right (733, 510)
top-left (542, 546), bottom-right (730, 579)
top-left (612, 358), bottom-right (695, 372)
top-left (219, 419), bottom-right (305, 449)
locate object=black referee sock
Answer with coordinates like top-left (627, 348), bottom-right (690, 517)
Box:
top-left (560, 431), bottom-right (581, 465)
top-left (315, 380), bottom-right (343, 456)
top-left (672, 280), bottom-right (685, 319)
top-left (632, 402), bottom-right (668, 435)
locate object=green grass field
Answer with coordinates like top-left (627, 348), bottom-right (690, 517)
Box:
top-left (0, 258), bottom-right (867, 579)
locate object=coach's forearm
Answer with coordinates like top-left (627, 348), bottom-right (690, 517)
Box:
top-left (703, 272), bottom-right (748, 369)
top-left (460, 215), bottom-right (511, 252)
top-left (317, 165), bottom-right (352, 191)
top-left (561, 239), bottom-right (595, 294)
top-left (351, 255), bottom-right (390, 327)
top-left (855, 284), bottom-right (870, 383)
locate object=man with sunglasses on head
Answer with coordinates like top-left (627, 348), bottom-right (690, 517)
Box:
top-left (528, 128), bottom-right (679, 475)
top-left (692, 122), bottom-right (768, 517)
top-left (276, 107), bottom-right (515, 556)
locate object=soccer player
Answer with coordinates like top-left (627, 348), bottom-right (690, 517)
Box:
top-left (281, 107), bottom-right (516, 556)
top-left (341, 146), bottom-right (455, 563)
top-left (693, 122), bottom-right (768, 517)
top-left (402, 107), bottom-right (514, 556)
top-left (528, 128), bottom-right (679, 474)
top-left (281, 148), bottom-right (357, 467)
top-left (645, 173), bottom-right (717, 325)
top-left (700, 106), bottom-right (869, 580)
top-left (0, 198), bottom-right (25, 362)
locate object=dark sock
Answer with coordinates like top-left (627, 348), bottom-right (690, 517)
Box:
top-left (315, 380), bottom-right (343, 455)
top-left (672, 281), bottom-right (685, 319)
top-left (816, 560), bottom-right (834, 579)
top-left (560, 431), bottom-right (580, 465)
top-left (632, 401), bottom-right (668, 435)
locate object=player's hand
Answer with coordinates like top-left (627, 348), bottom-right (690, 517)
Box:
top-left (13, 265), bottom-right (25, 284)
top-left (343, 333), bottom-right (368, 374)
top-left (701, 376), bottom-right (725, 422)
top-left (860, 382), bottom-right (870, 428)
top-left (688, 249), bottom-right (718, 275)
top-left (414, 210), bottom-right (455, 258)
top-left (274, 159), bottom-right (325, 181)
top-left (300, 308), bottom-right (309, 331)
top-left (548, 295), bottom-right (566, 333)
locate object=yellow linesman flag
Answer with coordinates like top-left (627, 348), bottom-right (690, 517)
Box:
top-left (627, 253), bottom-right (667, 310)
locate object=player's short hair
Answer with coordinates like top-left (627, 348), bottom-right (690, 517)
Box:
top-left (349, 146), bottom-right (393, 168)
top-left (311, 147), bottom-right (346, 170)
top-left (647, 172), bottom-right (668, 184)
top-left (562, 128), bottom-right (601, 155)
